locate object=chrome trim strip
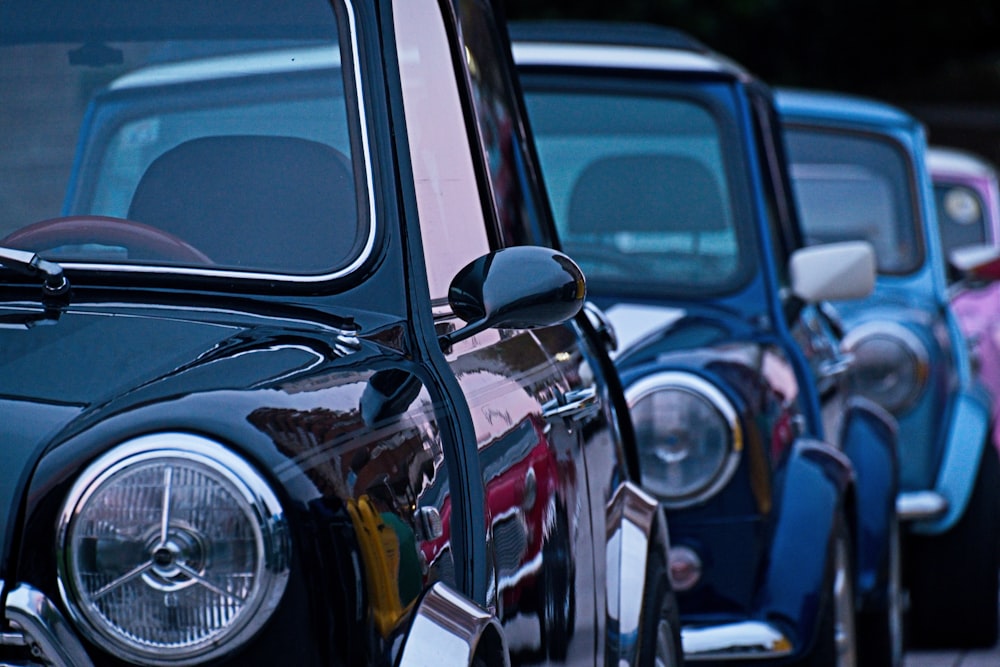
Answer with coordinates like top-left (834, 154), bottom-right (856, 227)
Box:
top-left (896, 490), bottom-right (948, 522)
top-left (54, 0), bottom-right (377, 286)
top-left (624, 371), bottom-right (744, 509)
top-left (4, 582), bottom-right (95, 667)
top-left (605, 481), bottom-right (660, 667)
top-left (682, 620), bottom-right (793, 661)
top-left (397, 582), bottom-right (508, 667)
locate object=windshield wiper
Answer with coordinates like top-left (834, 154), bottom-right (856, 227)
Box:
top-left (0, 246), bottom-right (70, 297)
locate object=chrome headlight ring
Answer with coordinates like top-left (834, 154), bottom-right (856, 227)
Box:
top-left (841, 321), bottom-right (930, 415)
top-left (625, 371), bottom-right (743, 509)
top-left (56, 432), bottom-right (290, 665)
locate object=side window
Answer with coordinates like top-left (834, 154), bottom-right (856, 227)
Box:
top-left (935, 183), bottom-right (987, 253)
top-left (393, 0), bottom-right (490, 301)
top-left (453, 0), bottom-right (553, 248)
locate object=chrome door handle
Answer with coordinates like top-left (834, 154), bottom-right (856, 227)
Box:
top-left (542, 385), bottom-right (601, 420)
top-left (818, 353), bottom-right (854, 379)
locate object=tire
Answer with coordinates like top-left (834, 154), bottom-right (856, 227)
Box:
top-left (904, 442), bottom-right (1000, 649)
top-left (798, 513), bottom-right (858, 667)
top-left (857, 516), bottom-right (904, 667)
top-left (638, 550), bottom-right (683, 667)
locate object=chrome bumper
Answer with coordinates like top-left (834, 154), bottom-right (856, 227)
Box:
top-left (1, 581), bottom-right (93, 667)
top-left (682, 620), bottom-right (793, 661)
top-left (896, 490), bottom-right (948, 522)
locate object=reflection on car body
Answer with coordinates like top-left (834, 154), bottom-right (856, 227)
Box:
top-left (0, 2), bottom-right (682, 666)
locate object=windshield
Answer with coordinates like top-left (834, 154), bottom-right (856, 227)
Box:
top-left (784, 127), bottom-right (922, 275)
top-left (1, 0), bottom-right (369, 279)
top-left (523, 84), bottom-right (754, 297)
top-left (934, 182), bottom-right (988, 256)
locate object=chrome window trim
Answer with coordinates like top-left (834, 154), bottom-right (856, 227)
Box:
top-left (55, 432), bottom-right (290, 665)
top-left (55, 0), bottom-right (378, 286)
top-left (625, 370), bottom-right (744, 509)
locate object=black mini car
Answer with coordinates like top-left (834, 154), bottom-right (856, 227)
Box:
top-left (0, 1), bottom-right (681, 666)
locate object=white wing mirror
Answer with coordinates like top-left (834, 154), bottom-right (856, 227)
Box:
top-left (789, 240), bottom-right (876, 303)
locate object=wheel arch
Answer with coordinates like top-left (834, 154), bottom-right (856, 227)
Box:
top-left (760, 437), bottom-right (853, 657)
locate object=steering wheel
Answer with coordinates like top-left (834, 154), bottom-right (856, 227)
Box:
top-left (2, 216), bottom-right (213, 264)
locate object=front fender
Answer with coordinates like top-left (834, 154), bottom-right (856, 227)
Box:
top-left (838, 396), bottom-right (898, 607)
top-left (395, 582), bottom-right (508, 667)
top-left (761, 438), bottom-right (852, 654)
top-left (910, 385), bottom-right (991, 535)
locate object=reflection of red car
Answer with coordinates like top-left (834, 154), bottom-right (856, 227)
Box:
top-left (419, 415), bottom-right (570, 621)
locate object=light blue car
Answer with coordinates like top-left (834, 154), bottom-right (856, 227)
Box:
top-left (776, 88), bottom-right (1000, 650)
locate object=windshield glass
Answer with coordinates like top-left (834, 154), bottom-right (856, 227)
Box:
top-left (784, 127), bottom-right (922, 275)
top-left (934, 182), bottom-right (988, 256)
top-left (1, 0), bottom-right (368, 278)
top-left (523, 84), bottom-right (754, 297)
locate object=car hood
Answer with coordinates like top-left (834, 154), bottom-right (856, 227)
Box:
top-left (830, 282), bottom-right (944, 330)
top-left (602, 300), bottom-right (799, 403)
top-left (604, 301), bottom-right (762, 363)
top-left (0, 300), bottom-right (370, 572)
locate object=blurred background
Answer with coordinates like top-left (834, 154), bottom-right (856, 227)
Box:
top-left (505, 0), bottom-right (1000, 168)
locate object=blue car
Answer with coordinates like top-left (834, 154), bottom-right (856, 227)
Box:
top-left (514, 22), bottom-right (901, 666)
top-left (777, 88), bottom-right (1000, 649)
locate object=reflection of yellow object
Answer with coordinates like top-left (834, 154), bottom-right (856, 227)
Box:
top-left (347, 496), bottom-right (403, 637)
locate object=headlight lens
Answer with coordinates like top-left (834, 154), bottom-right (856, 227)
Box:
top-left (57, 433), bottom-right (290, 665)
top-left (842, 321), bottom-right (930, 414)
top-left (625, 372), bottom-right (742, 508)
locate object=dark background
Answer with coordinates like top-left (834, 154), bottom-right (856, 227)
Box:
top-left (504, 0), bottom-right (1000, 168)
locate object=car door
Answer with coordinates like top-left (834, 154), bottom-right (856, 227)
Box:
top-left (393, 0), bottom-right (600, 663)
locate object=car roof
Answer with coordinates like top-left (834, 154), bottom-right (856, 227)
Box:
top-left (509, 20), bottom-right (751, 81)
top-left (774, 87), bottom-right (921, 131)
top-left (927, 145), bottom-right (998, 179)
top-left (509, 20), bottom-right (710, 51)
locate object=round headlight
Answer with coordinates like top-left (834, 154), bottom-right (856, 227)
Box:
top-left (57, 433), bottom-right (290, 665)
top-left (842, 321), bottom-right (929, 414)
top-left (625, 372), bottom-right (742, 508)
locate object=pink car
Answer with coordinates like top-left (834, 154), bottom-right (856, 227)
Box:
top-left (929, 146), bottom-right (1000, 447)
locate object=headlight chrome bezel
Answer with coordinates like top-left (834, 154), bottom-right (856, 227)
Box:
top-left (625, 371), bottom-right (743, 509)
top-left (56, 432), bottom-right (290, 665)
top-left (841, 320), bottom-right (931, 415)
